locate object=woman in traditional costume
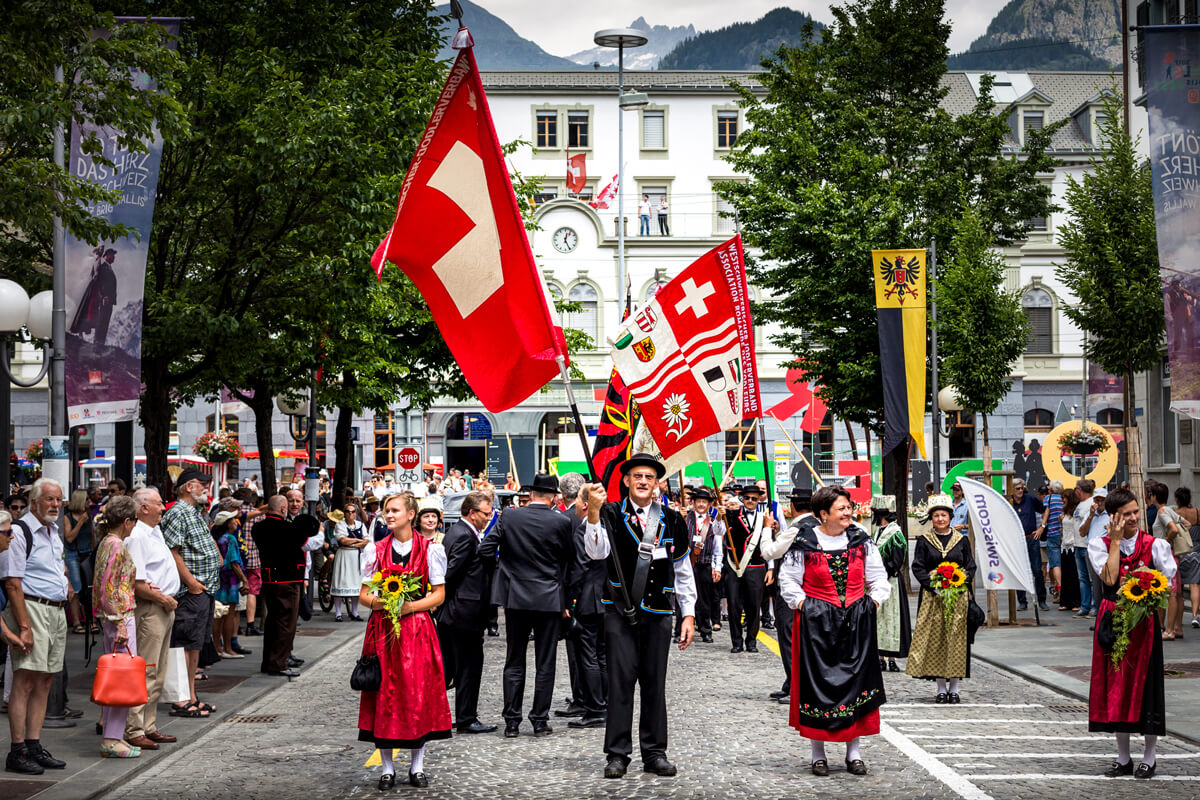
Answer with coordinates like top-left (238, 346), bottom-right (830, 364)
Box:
top-left (906, 494), bottom-right (976, 703)
top-left (358, 492), bottom-right (452, 790)
top-left (1090, 487), bottom-right (1176, 780)
top-left (870, 495), bottom-right (909, 671)
top-left (779, 485), bottom-right (891, 777)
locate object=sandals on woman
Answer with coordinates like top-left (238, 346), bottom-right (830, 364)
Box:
top-left (100, 741), bottom-right (141, 758)
top-left (71, 624), bottom-right (86, 634)
top-left (169, 701), bottom-right (211, 718)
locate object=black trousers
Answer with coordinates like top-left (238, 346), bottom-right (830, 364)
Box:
top-left (604, 607), bottom-right (671, 765)
top-left (725, 567), bottom-right (766, 648)
top-left (762, 579), bottom-right (776, 622)
top-left (260, 583), bottom-right (300, 673)
top-left (773, 592), bottom-right (794, 693)
top-left (693, 561), bottom-right (718, 636)
top-left (502, 609), bottom-right (560, 723)
top-left (570, 613), bottom-right (607, 717)
top-left (441, 622), bottom-right (486, 726)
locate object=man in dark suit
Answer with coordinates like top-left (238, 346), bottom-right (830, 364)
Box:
top-left (583, 453), bottom-right (696, 779)
top-left (478, 473), bottom-right (574, 738)
top-left (251, 496), bottom-right (317, 677)
top-left (563, 475), bottom-right (608, 728)
top-left (438, 490), bottom-right (498, 734)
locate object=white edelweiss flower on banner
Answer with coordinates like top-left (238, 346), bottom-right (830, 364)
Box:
top-left (662, 393), bottom-right (691, 427)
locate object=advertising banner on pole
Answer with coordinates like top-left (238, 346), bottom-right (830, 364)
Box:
top-left (1144, 24), bottom-right (1200, 418)
top-left (64, 18), bottom-right (179, 425)
top-left (959, 476), bottom-right (1036, 594)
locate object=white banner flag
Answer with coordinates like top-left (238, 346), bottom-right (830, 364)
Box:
top-left (958, 476), bottom-right (1037, 594)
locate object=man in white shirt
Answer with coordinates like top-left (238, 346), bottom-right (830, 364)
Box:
top-left (1075, 481), bottom-right (1107, 618)
top-left (638, 195), bottom-right (652, 236)
top-left (124, 487), bottom-right (182, 749)
top-left (583, 453), bottom-right (696, 780)
top-left (758, 487), bottom-right (814, 703)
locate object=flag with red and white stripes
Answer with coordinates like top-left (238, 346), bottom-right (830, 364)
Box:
top-left (610, 235), bottom-right (760, 460)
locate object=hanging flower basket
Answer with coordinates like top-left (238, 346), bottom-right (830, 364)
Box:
top-left (193, 431), bottom-right (244, 463)
top-left (24, 440), bottom-right (43, 463)
top-left (1059, 428), bottom-right (1109, 455)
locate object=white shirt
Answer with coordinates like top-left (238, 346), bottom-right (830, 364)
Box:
top-left (361, 538), bottom-right (447, 586)
top-left (760, 511), bottom-right (812, 561)
top-left (1087, 532), bottom-right (1177, 579)
top-left (6, 512), bottom-right (69, 601)
top-left (777, 527), bottom-right (891, 610)
top-left (1075, 499), bottom-right (1109, 542)
top-left (639, 200), bottom-right (652, 216)
top-left (126, 519), bottom-right (181, 597)
top-left (583, 501), bottom-right (697, 618)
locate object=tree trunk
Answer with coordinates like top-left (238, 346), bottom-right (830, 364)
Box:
top-left (247, 383), bottom-right (278, 498)
top-left (140, 359), bottom-right (174, 499)
top-left (331, 371), bottom-right (356, 504)
top-left (980, 411), bottom-right (990, 451)
top-left (1123, 371), bottom-right (1145, 527)
top-left (844, 420), bottom-right (858, 459)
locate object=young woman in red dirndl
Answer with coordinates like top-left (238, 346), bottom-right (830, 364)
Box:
top-left (1089, 488), bottom-right (1177, 780)
top-left (358, 493), bottom-right (452, 790)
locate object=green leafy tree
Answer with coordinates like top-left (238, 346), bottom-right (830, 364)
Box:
top-left (0, 4), bottom-right (186, 283)
top-left (1056, 88), bottom-right (1163, 502)
top-left (936, 209), bottom-right (1027, 449)
top-left (720, 0), bottom-right (1056, 502)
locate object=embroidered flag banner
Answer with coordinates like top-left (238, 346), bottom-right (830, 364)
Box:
top-left (371, 45), bottom-right (566, 412)
top-left (1144, 24), bottom-right (1200, 418)
top-left (592, 296), bottom-right (641, 497)
top-left (610, 235), bottom-right (760, 460)
top-left (873, 248), bottom-right (927, 458)
top-left (960, 476), bottom-right (1037, 594)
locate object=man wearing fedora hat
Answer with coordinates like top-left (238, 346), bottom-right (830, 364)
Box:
top-left (684, 486), bottom-right (724, 644)
top-left (758, 487), bottom-right (815, 702)
top-left (478, 473), bottom-right (574, 738)
top-left (583, 453), bottom-right (697, 780)
top-left (721, 483), bottom-right (778, 654)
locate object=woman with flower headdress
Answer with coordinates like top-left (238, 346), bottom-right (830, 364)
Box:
top-left (1089, 487), bottom-right (1176, 780)
top-left (357, 493), bottom-right (451, 790)
top-left (906, 494), bottom-right (976, 704)
top-left (870, 495), bottom-right (909, 672)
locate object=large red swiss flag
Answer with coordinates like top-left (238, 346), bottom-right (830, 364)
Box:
top-left (372, 47), bottom-right (567, 412)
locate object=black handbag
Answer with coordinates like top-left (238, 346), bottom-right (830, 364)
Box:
top-left (966, 596), bottom-right (985, 644)
top-left (350, 653), bottom-right (381, 692)
top-left (1096, 608), bottom-right (1116, 653)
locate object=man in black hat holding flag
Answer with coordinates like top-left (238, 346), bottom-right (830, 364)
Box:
top-left (584, 453), bottom-right (696, 780)
top-left (478, 473), bottom-right (574, 739)
top-left (721, 483), bottom-right (778, 653)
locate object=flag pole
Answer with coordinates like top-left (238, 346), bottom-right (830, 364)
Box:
top-left (718, 423), bottom-right (756, 489)
top-left (769, 411), bottom-right (826, 487)
top-left (756, 416), bottom-right (777, 518)
top-left (504, 432), bottom-right (518, 481)
top-left (557, 356), bottom-right (598, 481)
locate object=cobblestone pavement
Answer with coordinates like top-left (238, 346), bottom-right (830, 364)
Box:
top-left (98, 617), bottom-right (1200, 800)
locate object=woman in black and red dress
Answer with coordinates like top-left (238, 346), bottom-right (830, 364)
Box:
top-left (1089, 487), bottom-right (1177, 780)
top-left (358, 492), bottom-right (452, 790)
top-left (778, 486), bottom-right (891, 777)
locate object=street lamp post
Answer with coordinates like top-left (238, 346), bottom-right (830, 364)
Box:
top-left (0, 280), bottom-right (56, 485)
top-left (594, 28), bottom-right (648, 321)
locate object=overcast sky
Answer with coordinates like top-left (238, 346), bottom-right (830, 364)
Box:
top-left (482, 1), bottom-right (994, 57)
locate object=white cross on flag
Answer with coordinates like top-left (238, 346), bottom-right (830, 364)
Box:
top-left (371, 47), bottom-right (567, 412)
top-left (610, 235), bottom-right (761, 459)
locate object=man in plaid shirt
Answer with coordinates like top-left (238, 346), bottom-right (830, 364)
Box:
top-left (161, 469), bottom-right (220, 717)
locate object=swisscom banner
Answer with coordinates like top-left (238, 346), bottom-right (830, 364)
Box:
top-left (1145, 25), bottom-right (1200, 418)
top-left (959, 477), bottom-right (1036, 594)
top-left (64, 18), bottom-right (179, 424)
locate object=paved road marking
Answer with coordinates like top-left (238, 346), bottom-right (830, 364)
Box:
top-left (364, 749), bottom-right (397, 767)
top-left (949, 752), bottom-right (1200, 760)
top-left (885, 703), bottom-right (1044, 709)
top-left (910, 734), bottom-right (1111, 741)
top-left (756, 629), bottom-right (781, 656)
top-left (964, 773), bottom-right (1200, 782)
top-left (879, 721), bottom-right (995, 800)
top-left (887, 718), bottom-right (1088, 725)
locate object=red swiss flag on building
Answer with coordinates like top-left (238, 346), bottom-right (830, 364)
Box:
top-left (372, 46), bottom-right (567, 412)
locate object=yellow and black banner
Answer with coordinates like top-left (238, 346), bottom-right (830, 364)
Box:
top-left (873, 249), bottom-right (927, 458)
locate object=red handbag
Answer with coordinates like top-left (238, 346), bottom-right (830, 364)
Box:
top-left (91, 644), bottom-right (149, 707)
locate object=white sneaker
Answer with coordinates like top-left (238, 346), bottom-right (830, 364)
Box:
top-left (1191, 617), bottom-right (1199, 629)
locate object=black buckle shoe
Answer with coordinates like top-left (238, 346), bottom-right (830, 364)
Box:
top-left (377, 772), bottom-right (396, 790)
top-left (934, 693), bottom-right (948, 704)
top-left (1103, 760), bottom-right (1133, 778)
top-left (948, 693), bottom-right (961, 704)
top-left (1135, 761), bottom-right (1157, 779)
top-left (604, 758), bottom-right (627, 779)
top-left (888, 659), bottom-right (901, 672)
top-left (845, 759), bottom-right (867, 775)
top-left (408, 771), bottom-right (428, 787)
top-left (811, 759), bottom-right (829, 777)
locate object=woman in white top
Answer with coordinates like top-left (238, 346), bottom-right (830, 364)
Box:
top-left (778, 485), bottom-right (890, 778)
top-left (356, 493), bottom-right (451, 790)
top-left (331, 504), bottom-right (369, 621)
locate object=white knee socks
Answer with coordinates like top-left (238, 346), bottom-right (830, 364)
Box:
top-left (411, 745), bottom-right (426, 774)
top-left (846, 738), bottom-right (862, 762)
top-left (1116, 733), bottom-right (1131, 764)
top-left (810, 739), bottom-right (827, 763)
top-left (936, 678), bottom-right (948, 694)
top-left (380, 748), bottom-right (395, 776)
top-left (1144, 734), bottom-right (1158, 766)
top-left (948, 678), bottom-right (960, 694)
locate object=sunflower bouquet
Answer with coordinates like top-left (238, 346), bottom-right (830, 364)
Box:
top-left (932, 561), bottom-right (969, 628)
top-left (366, 567), bottom-right (425, 638)
top-left (1110, 566), bottom-right (1170, 668)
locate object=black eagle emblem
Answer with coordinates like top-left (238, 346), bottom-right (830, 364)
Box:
top-left (879, 255), bottom-right (920, 304)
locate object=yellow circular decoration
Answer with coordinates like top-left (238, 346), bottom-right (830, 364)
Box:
top-left (1041, 421), bottom-right (1118, 490)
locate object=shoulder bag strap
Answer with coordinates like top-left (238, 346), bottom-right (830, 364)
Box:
top-left (734, 510), bottom-right (765, 577)
top-left (12, 519), bottom-right (33, 558)
top-left (600, 505), bottom-right (639, 624)
top-left (627, 503), bottom-right (662, 617)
